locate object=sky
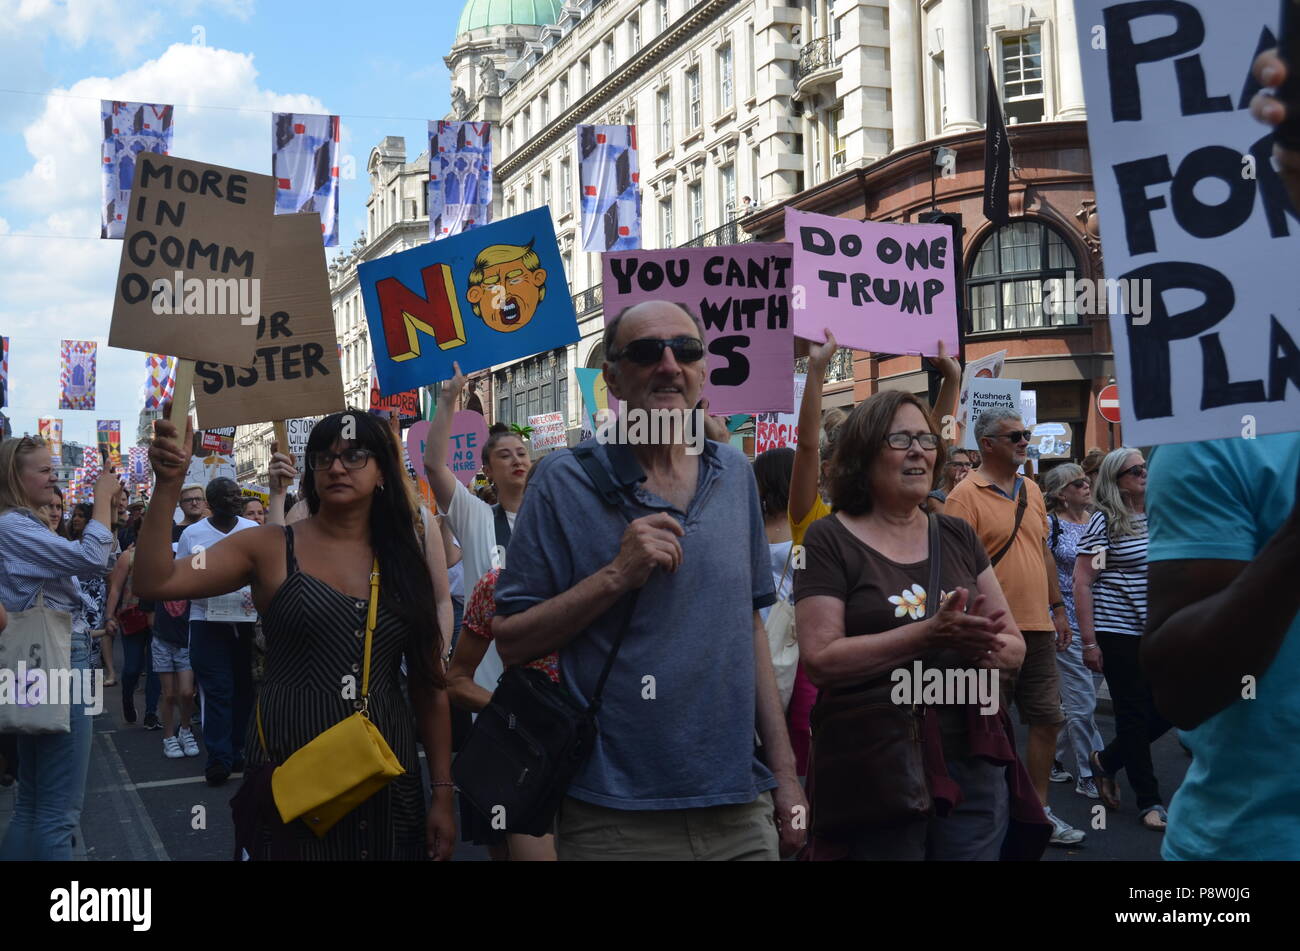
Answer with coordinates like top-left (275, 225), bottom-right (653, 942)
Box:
top-left (0, 0), bottom-right (459, 449)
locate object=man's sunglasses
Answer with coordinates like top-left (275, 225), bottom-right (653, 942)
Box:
top-left (988, 430), bottom-right (1033, 444)
top-left (609, 336), bottom-right (705, 366)
top-left (308, 448), bottom-right (376, 471)
top-left (1118, 464), bottom-right (1147, 479)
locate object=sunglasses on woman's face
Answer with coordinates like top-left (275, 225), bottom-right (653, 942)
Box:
top-left (610, 336), bottom-right (705, 366)
top-left (1119, 464), bottom-right (1147, 479)
top-left (1068, 479), bottom-right (1090, 490)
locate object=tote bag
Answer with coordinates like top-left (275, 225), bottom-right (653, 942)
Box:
top-left (0, 589), bottom-right (73, 734)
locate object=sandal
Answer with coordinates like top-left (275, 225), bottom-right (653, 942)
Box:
top-left (1089, 750), bottom-right (1121, 811)
top-left (1139, 804), bottom-right (1168, 831)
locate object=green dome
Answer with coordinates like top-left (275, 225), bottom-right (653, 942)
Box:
top-left (457, 0), bottom-right (563, 34)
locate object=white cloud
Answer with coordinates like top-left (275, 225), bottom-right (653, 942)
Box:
top-left (3, 0), bottom-right (254, 59)
top-left (0, 41), bottom-right (325, 448)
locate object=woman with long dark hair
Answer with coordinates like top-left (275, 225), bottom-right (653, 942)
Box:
top-left (134, 410), bottom-right (456, 860)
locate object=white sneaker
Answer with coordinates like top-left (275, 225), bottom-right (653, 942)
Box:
top-left (178, 727), bottom-right (200, 758)
top-left (163, 736), bottom-right (184, 759)
top-left (1045, 807), bottom-right (1086, 846)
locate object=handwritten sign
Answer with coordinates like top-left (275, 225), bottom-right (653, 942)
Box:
top-left (1076, 0), bottom-right (1300, 444)
top-left (359, 207), bottom-right (578, 396)
top-left (602, 244), bottom-right (795, 415)
top-left (956, 349), bottom-right (1007, 437)
top-left (528, 411), bottom-right (567, 451)
top-left (788, 209), bottom-right (958, 357)
top-left (961, 379), bottom-right (1023, 450)
top-left (109, 155), bottom-right (275, 365)
top-left (193, 213), bottom-right (345, 429)
top-left (405, 419), bottom-right (432, 483)
top-left (445, 411), bottom-right (489, 486)
top-left (754, 374), bottom-right (806, 453)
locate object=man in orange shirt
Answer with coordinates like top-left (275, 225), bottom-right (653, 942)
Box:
top-left (945, 407), bottom-right (1082, 846)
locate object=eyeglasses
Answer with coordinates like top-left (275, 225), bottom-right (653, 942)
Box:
top-left (884, 432), bottom-right (940, 450)
top-left (988, 430), bottom-right (1033, 444)
top-left (1068, 479), bottom-right (1091, 490)
top-left (1118, 464), bottom-right (1147, 479)
top-left (609, 336), bottom-right (705, 366)
top-left (308, 448), bottom-right (377, 471)
top-left (180, 496), bottom-right (204, 505)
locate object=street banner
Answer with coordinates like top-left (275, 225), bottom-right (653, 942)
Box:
top-left (754, 374), bottom-right (806, 453)
top-left (528, 411), bottom-right (566, 451)
top-left (429, 121), bottom-right (492, 240)
top-left (359, 207), bottom-right (578, 395)
top-left (1076, 0), bottom-right (1300, 445)
top-left (109, 154), bottom-right (275, 365)
top-left (59, 340), bottom-right (96, 411)
top-left (602, 244), bottom-right (795, 415)
top-left (38, 418), bottom-right (62, 462)
top-left (788, 208), bottom-right (958, 358)
top-left (273, 113), bottom-right (341, 247)
top-left (101, 100), bottom-right (174, 239)
top-left (96, 419), bottom-right (122, 468)
top-left (578, 125), bottom-right (641, 252)
top-left (956, 349), bottom-right (1007, 437)
top-left (128, 446), bottom-right (149, 483)
top-left (0, 335), bottom-right (8, 408)
top-left (143, 353), bottom-right (177, 410)
top-left (193, 213), bottom-right (345, 429)
top-left (961, 378), bottom-right (1024, 450)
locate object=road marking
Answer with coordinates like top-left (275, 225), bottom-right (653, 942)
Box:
top-left (92, 732), bottom-right (171, 861)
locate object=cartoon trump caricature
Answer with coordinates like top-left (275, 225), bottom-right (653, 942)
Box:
top-left (465, 240), bottom-right (547, 333)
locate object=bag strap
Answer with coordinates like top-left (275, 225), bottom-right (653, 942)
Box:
top-left (924, 513), bottom-right (943, 620)
top-left (491, 503), bottom-right (512, 549)
top-left (990, 481), bottom-right (1028, 567)
top-left (1049, 512), bottom-right (1061, 556)
top-left (775, 540), bottom-right (796, 595)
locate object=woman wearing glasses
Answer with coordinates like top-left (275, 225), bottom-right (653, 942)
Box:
top-left (1042, 464), bottom-right (1105, 800)
top-left (135, 411), bottom-right (456, 860)
top-left (793, 391), bottom-right (1030, 860)
top-left (1073, 448), bottom-right (1171, 830)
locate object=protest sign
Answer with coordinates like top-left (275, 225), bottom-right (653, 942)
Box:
top-left (1030, 422), bottom-right (1072, 460)
top-left (788, 209), bottom-right (958, 357)
top-left (284, 417), bottom-right (315, 461)
top-left (368, 363), bottom-right (422, 424)
top-left (956, 349), bottom-right (1006, 436)
top-left (186, 441), bottom-right (236, 487)
top-left (109, 154), bottom-right (275, 365)
top-left (754, 374), bottom-right (807, 453)
top-left (241, 486), bottom-right (270, 505)
top-left (193, 213), bottom-right (345, 429)
top-left (199, 426), bottom-right (235, 455)
top-left (528, 411), bottom-right (567, 451)
top-left (1076, 0), bottom-right (1300, 445)
top-left (1020, 389), bottom-right (1037, 428)
top-left (359, 207), bottom-right (578, 395)
top-left (574, 367), bottom-right (613, 429)
top-left (445, 411), bottom-right (489, 486)
top-left (405, 420), bottom-right (432, 482)
top-left (602, 244), bottom-right (795, 414)
top-left (961, 378), bottom-right (1023, 450)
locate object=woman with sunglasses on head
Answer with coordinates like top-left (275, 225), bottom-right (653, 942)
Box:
top-left (1073, 447), bottom-right (1171, 830)
top-left (134, 411), bottom-right (456, 860)
top-left (1042, 464), bottom-right (1105, 800)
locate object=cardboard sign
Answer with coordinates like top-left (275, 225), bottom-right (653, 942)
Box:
top-left (788, 209), bottom-right (958, 357)
top-left (405, 420), bottom-right (432, 482)
top-left (961, 378), bottom-right (1023, 450)
top-left (186, 446), bottom-right (236, 487)
top-left (359, 207), bottom-right (579, 395)
top-left (192, 214), bottom-right (345, 428)
top-left (1076, 0), bottom-right (1300, 445)
top-left (446, 411), bottom-right (489, 486)
top-left (199, 426), bottom-right (235, 455)
top-left (956, 349), bottom-right (1007, 436)
top-left (109, 154), bottom-right (275, 365)
top-left (602, 245), bottom-right (795, 415)
top-left (574, 367), bottom-right (613, 429)
top-left (284, 417), bottom-right (315, 461)
top-left (528, 411), bottom-right (567, 451)
top-left (754, 374), bottom-right (806, 453)
top-left (240, 486), bottom-right (270, 505)
top-left (1030, 422), bottom-right (1072, 460)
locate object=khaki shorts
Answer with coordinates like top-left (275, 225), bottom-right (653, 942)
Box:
top-left (556, 791), bottom-right (779, 861)
top-left (1003, 630), bottom-right (1066, 727)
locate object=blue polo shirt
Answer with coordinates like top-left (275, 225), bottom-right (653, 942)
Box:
top-left (1147, 432), bottom-right (1300, 860)
top-left (494, 437), bottom-right (778, 810)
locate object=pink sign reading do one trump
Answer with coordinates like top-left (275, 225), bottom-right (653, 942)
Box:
top-left (602, 244), bottom-right (795, 415)
top-left (788, 209), bottom-right (958, 357)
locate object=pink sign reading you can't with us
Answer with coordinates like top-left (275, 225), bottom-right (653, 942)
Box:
top-left (788, 209), bottom-right (958, 358)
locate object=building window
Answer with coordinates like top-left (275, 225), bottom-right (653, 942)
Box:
top-left (542, 171), bottom-right (552, 208)
top-left (830, 106), bottom-right (846, 173)
top-left (750, 145), bottom-right (760, 203)
top-left (719, 163), bottom-right (736, 220)
top-left (1001, 33), bottom-right (1044, 124)
top-left (540, 93), bottom-right (549, 126)
top-left (522, 107), bottom-right (531, 141)
top-left (581, 56), bottom-right (592, 94)
top-left (560, 76), bottom-right (569, 109)
top-left (658, 0), bottom-right (669, 33)
top-left (657, 86), bottom-right (672, 152)
top-left (930, 54), bottom-right (947, 137)
top-left (561, 158), bottom-right (572, 209)
top-left (746, 21), bottom-right (756, 98)
top-left (718, 43), bottom-right (733, 111)
top-left (966, 221), bottom-right (1081, 333)
top-left (523, 184), bottom-right (533, 209)
top-left (687, 66), bottom-right (701, 129)
top-left (660, 197), bottom-right (674, 247)
top-left (507, 195), bottom-right (516, 217)
top-left (688, 181), bottom-right (703, 238)
top-left (630, 14), bottom-right (641, 52)
top-left (603, 36), bottom-right (616, 76)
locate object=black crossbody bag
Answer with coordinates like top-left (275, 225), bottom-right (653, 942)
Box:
top-left (452, 445), bottom-right (638, 836)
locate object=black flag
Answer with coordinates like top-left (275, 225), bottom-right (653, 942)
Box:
top-left (983, 57), bottom-right (1010, 226)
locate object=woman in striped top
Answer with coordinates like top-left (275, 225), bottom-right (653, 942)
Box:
top-left (1073, 447), bottom-right (1172, 830)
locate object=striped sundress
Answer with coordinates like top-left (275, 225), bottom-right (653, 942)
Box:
top-left (242, 525), bottom-right (426, 860)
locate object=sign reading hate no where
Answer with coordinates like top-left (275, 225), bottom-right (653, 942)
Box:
top-left (1075, 0), bottom-right (1300, 446)
top-left (109, 154), bottom-right (275, 366)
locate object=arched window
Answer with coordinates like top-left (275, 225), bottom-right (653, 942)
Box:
top-left (966, 220), bottom-right (1080, 333)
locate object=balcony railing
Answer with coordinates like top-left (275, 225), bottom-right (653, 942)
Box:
top-left (679, 219), bottom-right (755, 249)
top-left (795, 348), bottom-right (855, 384)
top-left (572, 283), bottom-right (603, 318)
top-left (797, 36), bottom-right (840, 82)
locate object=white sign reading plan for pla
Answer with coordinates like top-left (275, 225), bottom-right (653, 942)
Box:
top-left (1076, 0), bottom-right (1300, 446)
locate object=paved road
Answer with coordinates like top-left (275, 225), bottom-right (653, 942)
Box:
top-left (2, 667), bottom-right (1187, 861)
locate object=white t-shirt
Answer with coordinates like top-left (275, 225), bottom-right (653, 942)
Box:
top-left (177, 516), bottom-right (260, 622)
top-left (440, 479), bottom-right (516, 694)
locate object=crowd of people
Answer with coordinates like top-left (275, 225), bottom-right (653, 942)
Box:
top-left (0, 47), bottom-right (1296, 863)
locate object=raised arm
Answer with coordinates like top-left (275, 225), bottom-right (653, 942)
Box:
top-left (789, 329), bottom-right (837, 526)
top-left (266, 440), bottom-right (296, 527)
top-left (422, 363), bottom-right (469, 513)
top-left (927, 339), bottom-right (962, 442)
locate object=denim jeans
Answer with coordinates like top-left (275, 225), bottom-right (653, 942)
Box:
top-left (1055, 637), bottom-right (1105, 779)
top-left (1097, 631), bottom-right (1173, 810)
top-left (120, 629), bottom-right (161, 717)
top-left (189, 621), bottom-right (254, 771)
top-left (0, 630), bottom-right (94, 861)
